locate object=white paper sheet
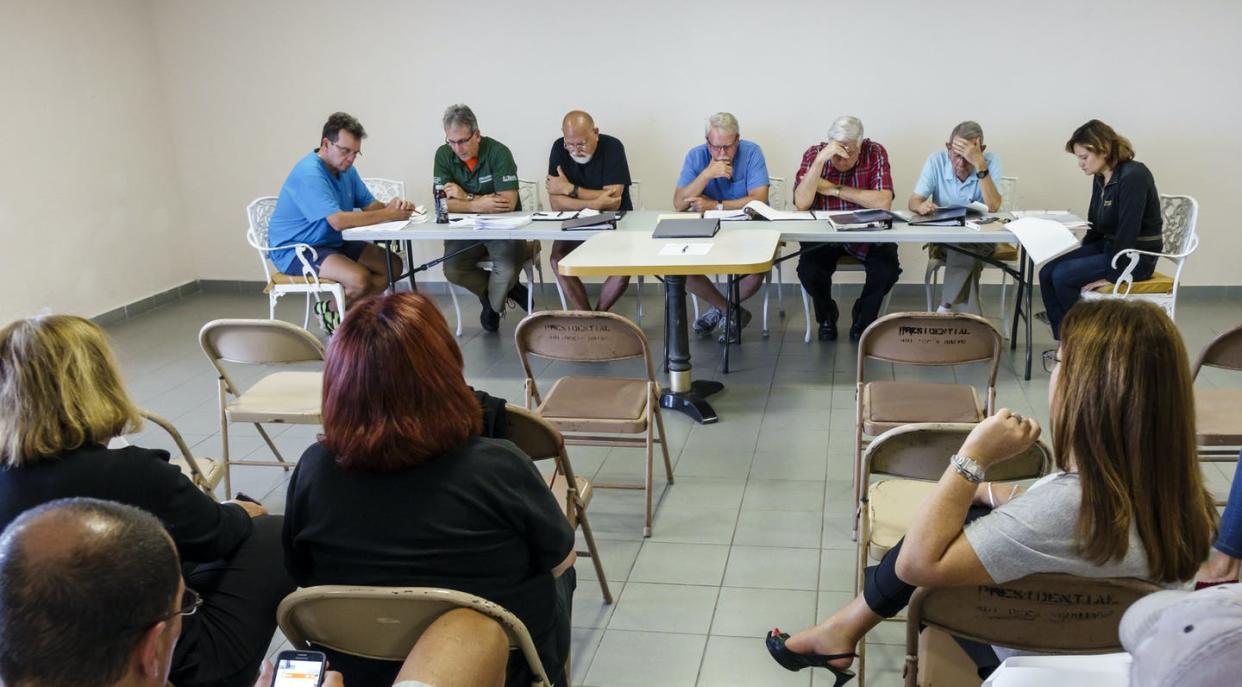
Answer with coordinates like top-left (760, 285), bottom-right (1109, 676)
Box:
top-left (532, 209), bottom-right (600, 221)
top-left (1006, 217), bottom-right (1082, 263)
top-left (1009, 210), bottom-right (1090, 228)
top-left (703, 210), bottom-right (750, 221)
top-left (658, 243), bottom-right (713, 256)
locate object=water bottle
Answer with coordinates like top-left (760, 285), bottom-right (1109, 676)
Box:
top-left (434, 184), bottom-right (448, 224)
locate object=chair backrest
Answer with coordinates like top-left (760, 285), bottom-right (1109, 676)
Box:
top-left (504, 404), bottom-right (583, 518)
top-left (1159, 194), bottom-right (1199, 255)
top-left (864, 422), bottom-right (1051, 483)
top-left (278, 586), bottom-right (551, 686)
top-left (139, 410), bottom-right (214, 488)
top-left (514, 310), bottom-right (655, 377)
top-left (629, 179), bottom-right (644, 210)
top-left (518, 178), bottom-right (541, 212)
top-left (858, 311), bottom-right (1003, 383)
top-left (246, 196), bottom-right (279, 277)
top-left (199, 319), bottom-right (326, 397)
top-left (997, 176), bottom-right (1018, 212)
top-left (363, 177), bottom-right (406, 204)
top-left (1193, 322), bottom-right (1242, 377)
top-left (905, 573), bottom-right (1161, 678)
top-left (768, 176), bottom-right (788, 210)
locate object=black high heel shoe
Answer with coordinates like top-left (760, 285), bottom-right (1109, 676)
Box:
top-left (765, 628), bottom-right (857, 686)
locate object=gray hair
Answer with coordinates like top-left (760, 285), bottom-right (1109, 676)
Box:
top-left (950, 120), bottom-right (984, 143)
top-left (442, 104), bottom-right (478, 134)
top-left (705, 112), bottom-right (739, 137)
top-left (827, 116), bottom-right (865, 143)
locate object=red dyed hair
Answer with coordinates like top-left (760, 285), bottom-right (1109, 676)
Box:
top-left (321, 292), bottom-right (481, 471)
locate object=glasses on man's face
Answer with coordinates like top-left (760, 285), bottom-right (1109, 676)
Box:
top-left (446, 132), bottom-right (477, 148)
top-left (125, 587), bottom-right (203, 633)
top-left (705, 137), bottom-right (739, 155)
top-left (330, 141), bottom-right (361, 158)
top-left (1042, 349), bottom-right (1062, 374)
top-left (563, 140), bottom-right (591, 152)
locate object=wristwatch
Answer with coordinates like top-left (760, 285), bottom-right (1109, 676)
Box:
top-left (976, 168), bottom-right (990, 179)
top-left (832, 186), bottom-right (842, 198)
top-left (950, 453), bottom-right (986, 483)
top-left (716, 202), bottom-right (724, 211)
top-left (568, 185), bottom-right (579, 199)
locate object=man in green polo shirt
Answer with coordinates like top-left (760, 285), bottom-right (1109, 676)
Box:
top-left (434, 104), bottom-right (529, 332)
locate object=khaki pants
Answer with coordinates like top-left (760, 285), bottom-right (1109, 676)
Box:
top-left (443, 240), bottom-right (529, 312)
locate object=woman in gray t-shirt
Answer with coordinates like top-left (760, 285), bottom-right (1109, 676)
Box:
top-left (768, 300), bottom-right (1217, 685)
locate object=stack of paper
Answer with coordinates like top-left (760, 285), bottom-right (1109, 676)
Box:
top-left (532, 208), bottom-right (600, 221)
top-left (1010, 210), bottom-right (1090, 228)
top-left (1005, 217), bottom-right (1082, 263)
top-left (447, 214), bottom-right (533, 230)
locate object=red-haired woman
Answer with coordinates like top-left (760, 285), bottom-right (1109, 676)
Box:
top-left (282, 292), bottom-right (575, 687)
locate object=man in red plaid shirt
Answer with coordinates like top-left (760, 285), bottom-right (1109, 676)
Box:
top-left (793, 116), bottom-right (901, 342)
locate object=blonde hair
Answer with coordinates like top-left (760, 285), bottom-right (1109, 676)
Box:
top-left (0, 315), bottom-right (141, 467)
top-left (1053, 300), bottom-right (1216, 583)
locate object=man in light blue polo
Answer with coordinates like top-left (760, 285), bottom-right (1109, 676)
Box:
top-left (673, 112), bottom-right (770, 342)
top-left (908, 120), bottom-right (1004, 314)
top-left (269, 112), bottom-right (413, 331)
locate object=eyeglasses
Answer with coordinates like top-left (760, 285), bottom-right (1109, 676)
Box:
top-left (126, 588), bottom-right (203, 632)
top-left (1041, 349), bottom-right (1062, 374)
top-left (563, 140), bottom-right (591, 152)
top-left (445, 132), bottom-right (477, 147)
top-left (329, 141), bottom-right (361, 158)
top-left (705, 137), bottom-right (739, 154)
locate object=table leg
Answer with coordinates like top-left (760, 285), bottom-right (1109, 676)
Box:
top-left (660, 275), bottom-right (722, 424)
top-left (381, 240), bottom-right (395, 293)
top-left (404, 240), bottom-right (417, 292)
top-left (1024, 252), bottom-right (1034, 380)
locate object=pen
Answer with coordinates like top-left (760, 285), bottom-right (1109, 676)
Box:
top-left (681, 245), bottom-right (688, 253)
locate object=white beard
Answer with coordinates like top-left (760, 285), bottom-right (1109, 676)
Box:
top-left (570, 153), bottom-right (593, 164)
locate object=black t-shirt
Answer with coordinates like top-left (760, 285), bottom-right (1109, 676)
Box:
top-left (282, 435), bottom-right (574, 639)
top-left (0, 444), bottom-right (253, 564)
top-left (547, 133), bottom-right (633, 211)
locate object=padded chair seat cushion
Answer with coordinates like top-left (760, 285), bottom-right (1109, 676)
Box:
top-left (862, 381), bottom-right (982, 435)
top-left (545, 472), bottom-right (592, 525)
top-left (1196, 388), bottom-right (1242, 444)
top-left (867, 479), bottom-right (938, 561)
top-left (537, 377), bottom-right (649, 433)
top-left (991, 244), bottom-right (1019, 262)
top-left (1089, 272), bottom-right (1175, 295)
top-left (267, 272), bottom-right (340, 287)
top-left (226, 371), bottom-right (323, 423)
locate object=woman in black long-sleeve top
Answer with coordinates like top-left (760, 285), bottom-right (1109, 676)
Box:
top-left (1039, 119), bottom-right (1163, 339)
top-left (0, 315), bottom-right (294, 687)
top-left (282, 292), bottom-right (576, 687)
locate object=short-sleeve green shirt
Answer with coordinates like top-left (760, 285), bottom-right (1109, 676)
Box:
top-left (433, 136), bottom-right (521, 210)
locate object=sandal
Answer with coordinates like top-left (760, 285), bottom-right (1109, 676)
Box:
top-left (765, 629), bottom-right (856, 686)
top-left (313, 300), bottom-right (340, 335)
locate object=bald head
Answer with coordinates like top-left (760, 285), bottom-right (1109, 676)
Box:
top-left (562, 110), bottom-right (595, 134)
top-left (0, 499), bottom-right (181, 687)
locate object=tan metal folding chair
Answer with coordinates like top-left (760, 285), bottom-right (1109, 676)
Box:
top-left (850, 423), bottom-right (1050, 686)
top-left (139, 410), bottom-right (226, 500)
top-left (277, 585), bottom-right (552, 687)
top-left (504, 404), bottom-right (612, 603)
top-left (198, 319), bottom-right (325, 497)
top-left (902, 574), bottom-right (1161, 687)
top-left (1193, 322), bottom-right (1242, 469)
top-left (854, 312), bottom-right (1002, 532)
top-left (514, 311), bottom-right (673, 537)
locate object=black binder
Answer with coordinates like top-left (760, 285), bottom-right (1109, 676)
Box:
top-left (652, 218), bottom-right (720, 239)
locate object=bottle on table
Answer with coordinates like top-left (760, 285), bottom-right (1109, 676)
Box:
top-left (434, 184), bottom-right (449, 224)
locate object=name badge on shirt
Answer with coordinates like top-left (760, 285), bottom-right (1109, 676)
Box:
top-left (479, 174), bottom-right (493, 184)
top-left (1103, 199), bottom-right (1114, 207)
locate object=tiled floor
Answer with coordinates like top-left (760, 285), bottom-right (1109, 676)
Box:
top-left (106, 285), bottom-right (1240, 686)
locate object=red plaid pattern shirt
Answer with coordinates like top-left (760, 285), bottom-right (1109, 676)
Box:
top-left (794, 138), bottom-right (894, 260)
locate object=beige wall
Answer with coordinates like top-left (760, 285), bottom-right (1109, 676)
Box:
top-left (0, 0), bottom-right (191, 323)
top-left (5, 1), bottom-right (1239, 320)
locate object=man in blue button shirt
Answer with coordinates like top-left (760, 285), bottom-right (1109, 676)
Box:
top-left (268, 112), bottom-right (413, 330)
top-left (673, 112), bottom-right (770, 342)
top-left (908, 121), bottom-right (1004, 314)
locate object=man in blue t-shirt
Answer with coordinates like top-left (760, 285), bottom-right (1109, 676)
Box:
top-left (908, 121), bottom-right (1004, 314)
top-left (673, 112), bottom-right (770, 342)
top-left (268, 112), bottom-right (413, 329)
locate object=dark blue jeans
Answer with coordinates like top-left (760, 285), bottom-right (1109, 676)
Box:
top-left (1217, 450), bottom-right (1242, 558)
top-left (1038, 243), bottom-right (1112, 339)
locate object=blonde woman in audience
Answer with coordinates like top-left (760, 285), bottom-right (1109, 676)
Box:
top-left (0, 314), bottom-right (293, 687)
top-left (766, 300), bottom-right (1217, 685)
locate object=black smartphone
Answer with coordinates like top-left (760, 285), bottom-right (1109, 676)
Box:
top-left (270, 650), bottom-right (327, 687)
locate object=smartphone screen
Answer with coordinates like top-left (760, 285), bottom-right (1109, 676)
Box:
top-left (271, 650), bottom-right (326, 687)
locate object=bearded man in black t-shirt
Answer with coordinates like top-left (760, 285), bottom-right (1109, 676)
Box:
top-left (544, 110), bottom-right (634, 311)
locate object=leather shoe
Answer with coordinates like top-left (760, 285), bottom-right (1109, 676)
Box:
top-left (818, 322), bottom-right (837, 341)
top-left (849, 321), bottom-right (864, 342)
top-left (507, 283), bottom-right (530, 312)
top-left (479, 301), bottom-right (500, 332)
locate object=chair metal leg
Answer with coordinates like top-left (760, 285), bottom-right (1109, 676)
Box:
top-left (652, 392), bottom-right (674, 483)
top-left (300, 294), bottom-right (310, 329)
top-left (691, 294), bottom-right (701, 321)
top-left (801, 287), bottom-right (813, 343)
top-left (219, 382), bottom-right (232, 498)
top-left (762, 271), bottom-right (772, 337)
top-left (644, 427), bottom-right (655, 538)
top-left (924, 261), bottom-right (939, 311)
top-left (255, 424), bottom-right (289, 466)
top-left (448, 284), bottom-right (463, 337)
top-left (555, 278), bottom-right (568, 310)
top-left (635, 276), bottom-right (644, 320)
top-left (577, 509), bottom-right (613, 603)
top-left (524, 262), bottom-right (536, 312)
top-left (776, 262), bottom-right (786, 316)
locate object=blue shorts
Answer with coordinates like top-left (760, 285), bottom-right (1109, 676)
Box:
top-left (279, 242), bottom-right (367, 276)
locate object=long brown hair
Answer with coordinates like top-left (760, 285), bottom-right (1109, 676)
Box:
top-left (321, 292), bottom-right (481, 471)
top-left (1064, 119), bottom-right (1136, 168)
top-left (0, 315), bottom-right (141, 467)
top-left (1052, 300), bottom-right (1216, 583)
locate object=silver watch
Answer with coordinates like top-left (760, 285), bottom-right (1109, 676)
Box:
top-left (950, 453), bottom-right (985, 483)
